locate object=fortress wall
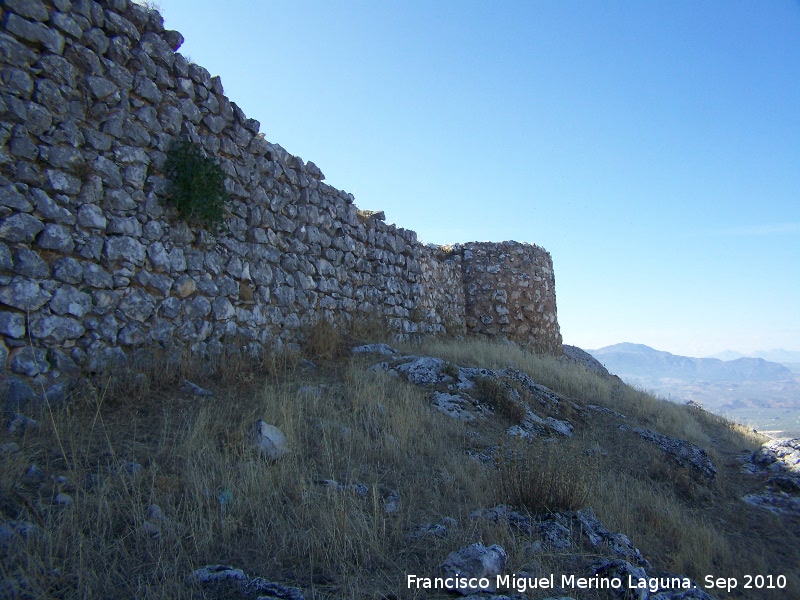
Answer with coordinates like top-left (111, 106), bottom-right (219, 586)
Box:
top-left (460, 241), bottom-right (562, 355)
top-left (416, 245), bottom-right (466, 337)
top-left (0, 0), bottom-right (560, 406)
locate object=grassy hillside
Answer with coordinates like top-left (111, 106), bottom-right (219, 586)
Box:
top-left (1, 332), bottom-right (798, 599)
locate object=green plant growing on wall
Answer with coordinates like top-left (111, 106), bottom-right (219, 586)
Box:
top-left (164, 138), bottom-right (230, 231)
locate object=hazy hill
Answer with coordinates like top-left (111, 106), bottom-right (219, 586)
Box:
top-left (709, 349), bottom-right (800, 364)
top-left (587, 343), bottom-right (800, 438)
top-left (589, 343), bottom-right (794, 382)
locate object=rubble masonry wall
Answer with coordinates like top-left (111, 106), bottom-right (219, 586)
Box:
top-left (0, 0), bottom-right (560, 405)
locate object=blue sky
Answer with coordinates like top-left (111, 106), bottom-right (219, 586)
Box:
top-left (156, 0), bottom-right (800, 357)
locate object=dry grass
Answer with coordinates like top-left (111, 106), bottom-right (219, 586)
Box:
top-left (496, 437), bottom-right (596, 513)
top-left (1, 337), bottom-right (798, 599)
top-left (302, 318), bottom-right (344, 362)
top-left (474, 376), bottom-right (527, 424)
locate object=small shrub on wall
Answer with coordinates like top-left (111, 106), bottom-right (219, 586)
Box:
top-left (164, 138), bottom-right (230, 231)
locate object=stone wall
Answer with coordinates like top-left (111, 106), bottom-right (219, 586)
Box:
top-left (459, 242), bottom-right (562, 355)
top-left (0, 0), bottom-right (560, 406)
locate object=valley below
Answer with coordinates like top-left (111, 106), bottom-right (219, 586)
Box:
top-left (617, 376), bottom-right (800, 439)
top-left (588, 344), bottom-right (800, 439)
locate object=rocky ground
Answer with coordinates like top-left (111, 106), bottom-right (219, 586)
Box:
top-left (1, 340), bottom-right (798, 599)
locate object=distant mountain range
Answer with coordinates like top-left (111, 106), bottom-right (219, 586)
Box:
top-left (585, 343), bottom-right (800, 437)
top-left (707, 349), bottom-right (800, 364)
top-left (588, 343), bottom-right (794, 383)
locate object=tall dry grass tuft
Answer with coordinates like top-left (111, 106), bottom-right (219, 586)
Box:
top-left (474, 376), bottom-right (527, 424)
top-left (302, 318), bottom-right (343, 362)
top-left (496, 437), bottom-right (596, 513)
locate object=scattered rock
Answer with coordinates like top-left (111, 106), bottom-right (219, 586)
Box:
top-left (187, 565), bottom-right (304, 599)
top-left (352, 343), bottom-right (398, 355)
top-left (54, 492), bottom-right (73, 507)
top-left (507, 424), bottom-right (535, 441)
top-left (536, 516), bottom-right (573, 549)
top-left (0, 442), bottom-right (20, 453)
top-left (21, 464), bottom-right (46, 486)
top-left (317, 479), bottom-right (369, 496)
top-left (740, 439), bottom-right (800, 516)
top-left (544, 416), bottom-right (574, 437)
top-left (106, 461), bottom-right (143, 477)
top-left (6, 413), bottom-right (39, 435)
top-left (142, 521), bottom-right (162, 537)
top-left (147, 504), bottom-right (166, 522)
top-left (573, 508), bottom-right (650, 567)
top-left (466, 448), bottom-right (497, 465)
top-left (583, 444), bottom-right (608, 457)
top-left (406, 522), bottom-right (450, 540)
top-left (470, 505), bottom-right (533, 535)
top-left (634, 428), bottom-right (717, 481)
top-left (561, 345), bottom-right (611, 377)
top-left (240, 577), bottom-right (304, 599)
top-left (438, 543), bottom-right (507, 595)
top-left (752, 438), bottom-right (800, 474)
top-left (503, 368), bottom-right (563, 407)
top-left (372, 355), bottom-right (575, 442)
top-left (432, 391), bottom-right (476, 420)
top-left (124, 461), bottom-right (143, 475)
top-left (587, 405), bottom-right (627, 419)
top-left (180, 379), bottom-right (214, 397)
top-left (395, 356), bottom-right (449, 385)
top-left (592, 559), bottom-right (648, 600)
top-left (186, 564), bottom-right (248, 586)
top-left (742, 491), bottom-right (800, 517)
top-left (0, 520), bottom-right (40, 550)
top-left (248, 420), bottom-right (288, 460)
top-left (383, 490), bottom-right (401, 514)
top-left (473, 506), bottom-right (652, 571)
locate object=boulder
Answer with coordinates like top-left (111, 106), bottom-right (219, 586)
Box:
top-left (562, 345), bottom-right (611, 377)
top-left (634, 428), bottom-right (717, 481)
top-left (439, 543), bottom-right (507, 595)
top-left (752, 438), bottom-right (800, 474)
top-left (248, 420), bottom-right (288, 460)
top-left (432, 391), bottom-right (476, 421)
top-left (395, 356), bottom-right (448, 385)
